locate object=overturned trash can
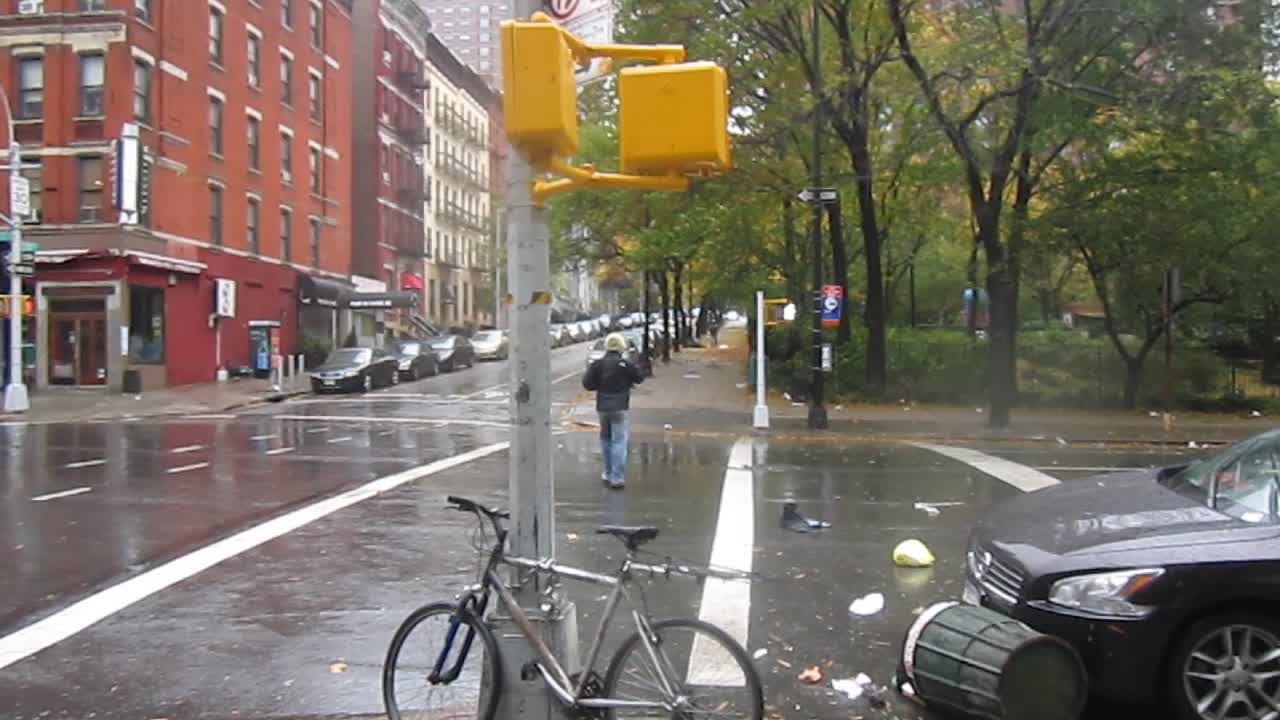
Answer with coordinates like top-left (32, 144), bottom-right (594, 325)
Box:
top-left (897, 602), bottom-right (1088, 720)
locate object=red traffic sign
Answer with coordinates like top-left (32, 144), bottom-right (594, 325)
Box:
top-left (820, 285), bottom-right (843, 327)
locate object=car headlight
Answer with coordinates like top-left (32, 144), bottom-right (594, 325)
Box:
top-left (342, 368), bottom-right (359, 378)
top-left (1048, 568), bottom-right (1164, 617)
top-left (398, 360), bottom-right (412, 369)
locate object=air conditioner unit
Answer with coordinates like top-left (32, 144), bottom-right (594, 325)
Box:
top-left (382, 50), bottom-right (392, 67)
top-left (282, 170), bottom-right (292, 183)
top-left (382, 170), bottom-right (391, 184)
top-left (17, 0), bottom-right (44, 15)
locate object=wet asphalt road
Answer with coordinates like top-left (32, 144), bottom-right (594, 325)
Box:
top-left (0, 357), bottom-right (1220, 719)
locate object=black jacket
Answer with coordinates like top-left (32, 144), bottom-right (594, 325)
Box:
top-left (582, 351), bottom-right (645, 412)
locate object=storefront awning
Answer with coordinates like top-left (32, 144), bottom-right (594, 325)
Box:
top-left (346, 291), bottom-right (420, 309)
top-left (400, 271), bottom-right (424, 290)
top-left (298, 275), bottom-right (350, 308)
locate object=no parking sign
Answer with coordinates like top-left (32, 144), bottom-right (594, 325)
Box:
top-left (820, 285), bottom-right (842, 327)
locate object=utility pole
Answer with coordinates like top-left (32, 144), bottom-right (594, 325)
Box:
top-left (3, 94), bottom-right (28, 413)
top-left (807, 0), bottom-right (827, 430)
top-left (491, 3), bottom-right (578, 718)
top-left (641, 270), bottom-right (652, 375)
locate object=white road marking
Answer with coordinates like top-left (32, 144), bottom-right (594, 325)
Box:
top-left (170, 445), bottom-right (203, 454)
top-left (275, 414), bottom-right (509, 429)
top-left (912, 442), bottom-right (1059, 493)
top-left (1033, 466), bottom-right (1145, 472)
top-left (31, 487), bottom-right (92, 502)
top-left (552, 371), bottom-right (579, 385)
top-left (166, 462), bottom-right (209, 475)
top-left (0, 440), bottom-right (511, 670)
top-left (305, 427), bottom-right (329, 434)
top-left (326, 436), bottom-right (353, 444)
top-left (63, 459), bottom-right (106, 469)
top-left (265, 446), bottom-right (296, 456)
top-left (184, 414), bottom-right (235, 420)
top-left (688, 436), bottom-right (754, 687)
top-left (249, 434), bottom-right (278, 441)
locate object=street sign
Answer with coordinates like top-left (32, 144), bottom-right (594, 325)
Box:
top-left (797, 187), bottom-right (838, 204)
top-left (820, 284), bottom-right (843, 327)
top-left (214, 278), bottom-right (237, 318)
top-left (10, 176), bottom-right (30, 217)
top-left (12, 263), bottom-right (33, 276)
top-left (548, 0), bottom-right (615, 84)
top-left (821, 342), bottom-right (833, 372)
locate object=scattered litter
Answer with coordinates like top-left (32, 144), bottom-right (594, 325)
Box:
top-left (1055, 436), bottom-right (1068, 446)
top-left (913, 502), bottom-right (941, 518)
top-left (753, 648), bottom-right (768, 660)
top-left (776, 658), bottom-right (793, 668)
top-left (893, 539), bottom-right (936, 568)
top-left (1188, 440), bottom-right (1199, 449)
top-left (848, 592), bottom-right (885, 616)
top-left (1252, 410), bottom-right (1264, 417)
top-left (835, 405), bottom-right (843, 410)
top-left (832, 677), bottom-right (864, 700)
top-left (792, 402), bottom-right (805, 407)
top-left (781, 502), bottom-right (830, 532)
top-left (975, 407), bottom-right (984, 413)
top-left (719, 344), bottom-right (730, 349)
top-left (328, 661), bottom-right (348, 673)
top-left (736, 382), bottom-right (748, 389)
top-left (566, 532), bottom-right (579, 541)
top-left (664, 423), bottom-right (673, 430)
top-left (783, 392), bottom-right (792, 401)
top-left (683, 372), bottom-right (702, 379)
top-left (798, 666), bottom-right (824, 684)
top-left (1149, 411), bottom-right (1160, 417)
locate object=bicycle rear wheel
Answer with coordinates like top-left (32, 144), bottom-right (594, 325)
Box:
top-left (383, 601), bottom-right (502, 720)
top-left (603, 617), bottom-right (764, 719)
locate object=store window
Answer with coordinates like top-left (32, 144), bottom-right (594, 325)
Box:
top-left (128, 285), bottom-right (165, 363)
top-left (78, 156), bottom-right (104, 222)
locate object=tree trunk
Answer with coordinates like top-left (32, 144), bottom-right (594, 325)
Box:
top-left (1262, 300), bottom-right (1280, 384)
top-left (979, 210), bottom-right (1016, 428)
top-left (1122, 357), bottom-right (1143, 410)
top-left (783, 197), bottom-right (804, 353)
top-left (848, 140), bottom-right (886, 395)
top-left (659, 271), bottom-right (671, 363)
top-left (672, 262), bottom-right (684, 352)
top-left (642, 270), bottom-right (653, 372)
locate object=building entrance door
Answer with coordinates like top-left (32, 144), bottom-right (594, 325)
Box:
top-left (48, 301), bottom-right (108, 386)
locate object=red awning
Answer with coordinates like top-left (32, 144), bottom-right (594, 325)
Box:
top-left (400, 271), bottom-right (424, 290)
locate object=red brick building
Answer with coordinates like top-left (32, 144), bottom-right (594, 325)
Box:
top-left (0, 0), bottom-right (355, 390)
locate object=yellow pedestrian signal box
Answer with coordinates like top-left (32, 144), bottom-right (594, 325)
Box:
top-left (501, 20), bottom-right (579, 165)
top-left (619, 62), bottom-right (731, 176)
top-left (0, 295), bottom-right (33, 317)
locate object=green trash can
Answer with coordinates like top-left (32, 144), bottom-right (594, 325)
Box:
top-left (900, 601), bottom-right (1088, 720)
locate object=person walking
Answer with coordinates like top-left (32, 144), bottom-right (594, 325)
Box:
top-left (583, 332), bottom-right (645, 489)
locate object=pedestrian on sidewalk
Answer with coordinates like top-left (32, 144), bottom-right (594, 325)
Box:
top-left (583, 332), bottom-right (645, 489)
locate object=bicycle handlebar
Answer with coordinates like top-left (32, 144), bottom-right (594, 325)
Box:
top-left (447, 496), bottom-right (509, 537)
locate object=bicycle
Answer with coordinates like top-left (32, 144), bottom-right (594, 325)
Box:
top-left (382, 495), bottom-right (765, 720)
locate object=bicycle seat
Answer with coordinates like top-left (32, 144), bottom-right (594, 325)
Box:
top-left (597, 525), bottom-right (659, 550)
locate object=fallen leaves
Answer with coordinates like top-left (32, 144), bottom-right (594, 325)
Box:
top-left (328, 661), bottom-right (348, 673)
top-left (798, 665), bottom-right (824, 684)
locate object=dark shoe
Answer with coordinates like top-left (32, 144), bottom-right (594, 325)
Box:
top-left (608, 481), bottom-right (625, 490)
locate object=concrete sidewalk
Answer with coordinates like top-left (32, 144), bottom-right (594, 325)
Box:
top-left (0, 378), bottom-right (298, 424)
top-left (570, 325), bottom-right (1276, 446)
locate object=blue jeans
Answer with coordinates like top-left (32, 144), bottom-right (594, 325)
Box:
top-left (598, 410), bottom-right (629, 486)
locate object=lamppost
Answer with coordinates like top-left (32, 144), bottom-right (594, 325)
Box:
top-left (0, 87), bottom-right (28, 413)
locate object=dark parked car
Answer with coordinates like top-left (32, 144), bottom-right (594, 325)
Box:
top-left (471, 329), bottom-right (510, 361)
top-left (392, 339), bottom-right (437, 381)
top-left (430, 334), bottom-right (474, 372)
top-left (966, 428), bottom-right (1280, 718)
top-left (310, 347), bottom-right (399, 393)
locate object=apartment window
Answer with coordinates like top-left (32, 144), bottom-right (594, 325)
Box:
top-left (280, 55), bottom-right (293, 104)
top-left (81, 0), bottom-right (106, 10)
top-left (78, 156), bottom-right (104, 223)
top-left (281, 132), bottom-right (293, 180)
top-left (480, 4), bottom-right (490, 12)
top-left (309, 217), bottom-right (321, 266)
top-left (127, 286), bottom-right (164, 363)
top-left (135, 0), bottom-right (151, 22)
top-left (247, 116), bottom-right (260, 170)
top-left (308, 73), bottom-right (321, 120)
top-left (208, 97), bottom-right (223, 155)
top-left (309, 2), bottom-right (321, 48)
top-left (17, 57), bottom-right (42, 120)
top-left (479, 60), bottom-right (491, 72)
top-left (79, 54), bottom-right (104, 116)
top-left (133, 61), bottom-right (151, 121)
top-left (480, 17), bottom-right (490, 28)
top-left (247, 197), bottom-right (260, 253)
top-left (16, 158), bottom-right (39, 222)
top-left (209, 185), bottom-right (223, 244)
top-left (280, 207), bottom-right (293, 262)
top-left (247, 33), bottom-right (261, 87)
top-left (308, 146), bottom-right (321, 192)
top-left (209, 8), bottom-right (223, 64)
top-left (281, 0), bottom-right (293, 28)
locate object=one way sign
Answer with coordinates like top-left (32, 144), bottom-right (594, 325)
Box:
top-left (797, 187), bottom-right (838, 204)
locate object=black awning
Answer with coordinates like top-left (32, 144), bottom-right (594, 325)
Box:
top-left (298, 275), bottom-right (350, 308)
top-left (344, 291), bottom-right (420, 309)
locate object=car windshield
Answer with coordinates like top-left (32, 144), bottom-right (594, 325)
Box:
top-left (1163, 432), bottom-right (1280, 523)
top-left (429, 336), bottom-right (456, 349)
top-left (474, 331), bottom-right (500, 342)
top-left (329, 349), bottom-right (370, 365)
top-left (396, 342), bottom-right (420, 355)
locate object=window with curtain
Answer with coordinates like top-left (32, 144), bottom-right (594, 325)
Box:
top-left (308, 73), bottom-right (321, 121)
top-left (280, 55), bottom-right (293, 104)
top-left (281, 131), bottom-right (293, 180)
top-left (18, 57), bottom-right (42, 119)
top-left (209, 185), bottom-right (223, 245)
top-left (247, 33), bottom-right (261, 87)
top-left (209, 8), bottom-right (223, 64)
top-left (133, 61), bottom-right (151, 121)
top-left (247, 116), bottom-right (260, 169)
top-left (78, 156), bottom-right (104, 222)
top-left (309, 217), bottom-right (321, 266)
top-left (79, 54), bottom-right (104, 116)
top-left (209, 97), bottom-right (223, 155)
top-left (247, 197), bottom-right (260, 253)
top-left (280, 207), bottom-right (293, 262)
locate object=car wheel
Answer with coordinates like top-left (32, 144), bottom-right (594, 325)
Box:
top-left (391, 369), bottom-right (400, 386)
top-left (1169, 612), bottom-right (1280, 720)
top-left (363, 374), bottom-right (373, 393)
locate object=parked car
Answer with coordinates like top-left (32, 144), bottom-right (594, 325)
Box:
top-left (565, 322), bottom-right (586, 344)
top-left (310, 347), bottom-right (399, 393)
top-left (472, 329), bottom-right (510, 361)
top-left (965, 428), bottom-right (1280, 716)
top-left (585, 335), bottom-right (641, 369)
top-left (549, 324), bottom-right (570, 347)
top-left (391, 339), bottom-right (437, 381)
top-left (618, 314), bottom-right (635, 329)
top-left (429, 334), bottom-right (475, 372)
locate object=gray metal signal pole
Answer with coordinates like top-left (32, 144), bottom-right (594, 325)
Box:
top-left (490, 2), bottom-right (579, 718)
top-left (3, 87), bottom-right (28, 414)
top-left (806, 0), bottom-right (827, 430)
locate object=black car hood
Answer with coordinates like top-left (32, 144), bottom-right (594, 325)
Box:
top-left (313, 362), bottom-right (362, 373)
top-left (973, 469), bottom-right (1272, 563)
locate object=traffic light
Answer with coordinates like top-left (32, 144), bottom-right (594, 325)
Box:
top-left (501, 19), bottom-right (579, 167)
top-left (0, 295), bottom-right (33, 318)
top-left (619, 61), bottom-right (731, 176)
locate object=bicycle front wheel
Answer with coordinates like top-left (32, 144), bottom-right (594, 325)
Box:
top-left (383, 601), bottom-right (502, 720)
top-left (603, 617), bottom-right (764, 720)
